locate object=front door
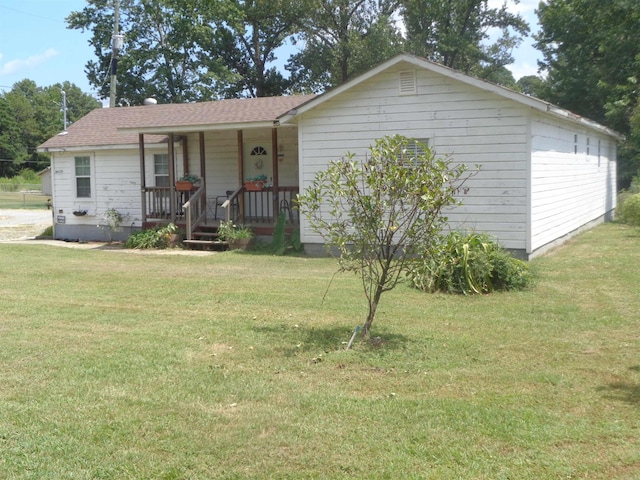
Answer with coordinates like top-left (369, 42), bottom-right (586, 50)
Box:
top-left (243, 143), bottom-right (271, 184)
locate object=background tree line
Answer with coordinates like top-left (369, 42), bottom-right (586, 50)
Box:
top-left (1, 0), bottom-right (638, 185)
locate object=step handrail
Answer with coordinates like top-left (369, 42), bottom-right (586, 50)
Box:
top-left (183, 185), bottom-right (206, 240)
top-left (221, 185), bottom-right (244, 222)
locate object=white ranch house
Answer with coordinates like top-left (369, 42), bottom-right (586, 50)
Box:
top-left (39, 54), bottom-right (621, 259)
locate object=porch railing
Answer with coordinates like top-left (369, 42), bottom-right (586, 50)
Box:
top-left (183, 185), bottom-right (206, 240)
top-left (143, 185), bottom-right (300, 230)
top-left (144, 186), bottom-right (172, 220)
top-left (222, 186), bottom-right (299, 225)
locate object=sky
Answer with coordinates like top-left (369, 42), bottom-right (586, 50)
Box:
top-left (0, 0), bottom-right (543, 99)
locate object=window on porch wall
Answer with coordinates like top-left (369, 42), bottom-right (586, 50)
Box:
top-left (154, 153), bottom-right (169, 187)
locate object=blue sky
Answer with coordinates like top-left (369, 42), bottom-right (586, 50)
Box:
top-left (0, 0), bottom-right (543, 99)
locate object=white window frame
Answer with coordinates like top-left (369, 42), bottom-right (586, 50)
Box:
top-left (75, 156), bottom-right (91, 198)
top-left (154, 153), bottom-right (170, 187)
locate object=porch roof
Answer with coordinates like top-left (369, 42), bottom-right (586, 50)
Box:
top-left (118, 94), bottom-right (316, 134)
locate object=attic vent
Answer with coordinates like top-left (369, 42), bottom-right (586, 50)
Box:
top-left (399, 70), bottom-right (417, 95)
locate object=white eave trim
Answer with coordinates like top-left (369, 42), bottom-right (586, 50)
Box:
top-left (545, 105), bottom-right (624, 140)
top-left (38, 142), bottom-right (167, 153)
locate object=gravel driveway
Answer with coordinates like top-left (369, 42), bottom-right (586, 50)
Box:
top-left (0, 209), bottom-right (53, 241)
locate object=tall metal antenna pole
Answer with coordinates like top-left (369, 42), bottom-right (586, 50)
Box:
top-left (61, 90), bottom-right (67, 131)
top-left (109, 0), bottom-right (121, 108)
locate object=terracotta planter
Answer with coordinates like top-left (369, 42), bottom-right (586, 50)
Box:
top-left (229, 238), bottom-right (252, 250)
top-left (176, 181), bottom-right (194, 191)
top-left (244, 180), bottom-right (265, 191)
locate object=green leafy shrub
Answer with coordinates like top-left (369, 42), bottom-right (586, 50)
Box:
top-left (618, 192), bottom-right (640, 227)
top-left (617, 176), bottom-right (640, 224)
top-left (217, 220), bottom-right (253, 241)
top-left (409, 231), bottom-right (535, 294)
top-left (124, 223), bottom-right (180, 249)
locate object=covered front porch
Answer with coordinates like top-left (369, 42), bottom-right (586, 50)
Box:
top-left (137, 126), bottom-right (301, 246)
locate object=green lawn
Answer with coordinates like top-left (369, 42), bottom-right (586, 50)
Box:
top-left (1, 224), bottom-right (639, 479)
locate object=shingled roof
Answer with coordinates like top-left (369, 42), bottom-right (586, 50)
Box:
top-left (118, 94), bottom-right (316, 132)
top-left (39, 107), bottom-right (167, 151)
top-left (39, 94), bottom-right (317, 151)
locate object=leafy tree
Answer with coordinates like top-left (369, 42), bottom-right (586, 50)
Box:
top-left (212, 0), bottom-right (305, 97)
top-left (67, 0), bottom-right (302, 101)
top-left (515, 75), bottom-right (545, 97)
top-left (67, 0), bottom-right (235, 104)
top-left (287, 0), bottom-right (404, 92)
top-left (400, 0), bottom-right (529, 82)
top-left (535, 0), bottom-right (640, 186)
top-left (297, 135), bottom-right (473, 338)
top-left (0, 80), bottom-right (99, 176)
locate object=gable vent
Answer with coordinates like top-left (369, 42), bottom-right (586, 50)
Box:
top-left (399, 70), bottom-right (417, 95)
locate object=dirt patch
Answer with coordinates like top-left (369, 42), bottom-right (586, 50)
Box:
top-left (0, 209), bottom-right (52, 241)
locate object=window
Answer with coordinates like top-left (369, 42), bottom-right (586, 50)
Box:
top-left (574, 134), bottom-right (578, 154)
top-left (250, 146), bottom-right (267, 156)
top-left (75, 156), bottom-right (91, 198)
top-left (598, 139), bottom-right (602, 167)
top-left (402, 138), bottom-right (430, 166)
top-left (587, 137), bottom-right (590, 156)
top-left (154, 154), bottom-right (169, 187)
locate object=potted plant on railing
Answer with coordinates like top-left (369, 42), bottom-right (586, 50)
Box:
top-left (244, 174), bottom-right (268, 191)
top-left (176, 173), bottom-right (201, 191)
top-left (217, 220), bottom-right (254, 250)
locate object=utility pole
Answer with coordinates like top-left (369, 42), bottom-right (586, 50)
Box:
top-left (109, 0), bottom-right (123, 108)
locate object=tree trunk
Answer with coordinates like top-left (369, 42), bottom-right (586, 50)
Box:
top-left (361, 284), bottom-right (384, 337)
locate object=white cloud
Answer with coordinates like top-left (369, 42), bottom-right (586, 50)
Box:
top-left (507, 61), bottom-right (541, 80)
top-left (0, 48), bottom-right (60, 76)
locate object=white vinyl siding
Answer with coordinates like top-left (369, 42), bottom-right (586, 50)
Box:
top-left (530, 114), bottom-right (616, 252)
top-left (298, 63), bottom-right (530, 251)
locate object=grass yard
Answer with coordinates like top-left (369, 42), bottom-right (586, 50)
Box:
top-left (0, 223), bottom-right (639, 479)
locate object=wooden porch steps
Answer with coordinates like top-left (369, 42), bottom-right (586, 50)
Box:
top-left (183, 239), bottom-right (229, 251)
top-left (183, 224), bottom-right (229, 251)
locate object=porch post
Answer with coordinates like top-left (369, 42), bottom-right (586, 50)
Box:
top-left (271, 127), bottom-right (279, 223)
top-left (139, 133), bottom-right (146, 222)
top-left (182, 135), bottom-right (189, 174)
top-left (198, 132), bottom-right (207, 193)
top-left (237, 129), bottom-right (244, 220)
top-left (168, 133), bottom-right (176, 220)
top-left (199, 131), bottom-right (206, 216)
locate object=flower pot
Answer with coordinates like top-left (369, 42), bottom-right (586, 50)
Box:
top-left (244, 180), bottom-right (265, 191)
top-left (176, 181), bottom-right (194, 191)
top-left (229, 238), bottom-right (251, 250)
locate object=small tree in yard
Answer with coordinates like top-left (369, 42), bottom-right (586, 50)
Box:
top-left (297, 135), bottom-right (473, 338)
